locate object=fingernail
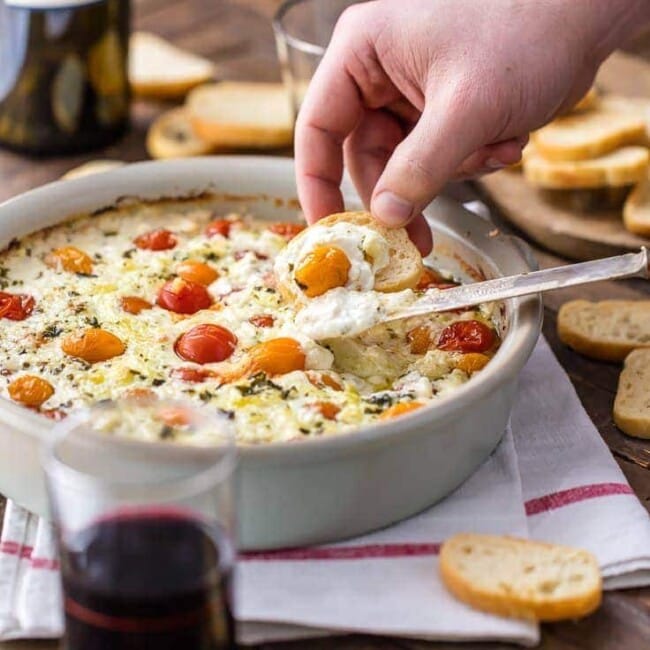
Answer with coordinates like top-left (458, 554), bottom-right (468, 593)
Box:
top-left (485, 158), bottom-right (505, 170)
top-left (372, 191), bottom-right (414, 227)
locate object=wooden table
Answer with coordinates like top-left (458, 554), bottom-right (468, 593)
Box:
top-left (0, 1), bottom-right (648, 648)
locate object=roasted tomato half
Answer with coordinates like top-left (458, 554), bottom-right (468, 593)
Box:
top-left (157, 278), bottom-right (212, 314)
top-left (248, 337), bottom-right (305, 375)
top-left (174, 324), bottom-right (238, 364)
top-left (204, 219), bottom-right (232, 238)
top-left (437, 320), bottom-right (496, 353)
top-left (176, 260), bottom-right (219, 285)
top-left (8, 375), bottom-right (54, 407)
top-left (0, 292), bottom-right (34, 320)
top-left (294, 245), bottom-right (351, 297)
top-left (134, 228), bottom-right (177, 251)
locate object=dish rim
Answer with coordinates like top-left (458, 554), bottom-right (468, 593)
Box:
top-left (0, 156), bottom-right (543, 461)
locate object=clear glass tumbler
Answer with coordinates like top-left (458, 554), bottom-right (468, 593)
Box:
top-left (43, 399), bottom-right (237, 650)
top-left (273, 0), bottom-right (363, 116)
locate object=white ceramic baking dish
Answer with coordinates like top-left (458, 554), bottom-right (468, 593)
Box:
top-left (0, 156), bottom-right (542, 549)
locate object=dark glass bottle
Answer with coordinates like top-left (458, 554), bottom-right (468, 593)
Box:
top-left (0, 0), bottom-right (130, 156)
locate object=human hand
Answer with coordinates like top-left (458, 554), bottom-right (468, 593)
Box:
top-left (295, 0), bottom-right (649, 254)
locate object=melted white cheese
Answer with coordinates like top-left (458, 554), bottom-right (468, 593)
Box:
top-left (0, 198), bottom-right (499, 444)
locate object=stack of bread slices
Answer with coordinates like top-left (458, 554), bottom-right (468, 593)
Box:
top-left (522, 88), bottom-right (650, 236)
top-left (128, 32), bottom-right (294, 159)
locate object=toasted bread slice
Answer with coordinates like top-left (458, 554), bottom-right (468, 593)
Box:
top-left (61, 160), bottom-right (125, 180)
top-left (146, 107), bottom-right (215, 159)
top-left (558, 299), bottom-right (650, 361)
top-left (614, 349), bottom-right (650, 439)
top-left (313, 211), bottom-right (422, 292)
top-left (439, 533), bottom-right (602, 622)
top-left (129, 32), bottom-right (215, 98)
top-left (599, 95), bottom-right (650, 137)
top-left (187, 82), bottom-right (293, 149)
top-left (532, 110), bottom-right (647, 162)
top-left (623, 172), bottom-right (650, 236)
top-left (523, 146), bottom-right (649, 189)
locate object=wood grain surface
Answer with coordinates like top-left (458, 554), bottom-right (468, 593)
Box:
top-left (479, 53), bottom-right (650, 261)
top-left (0, 2), bottom-right (648, 649)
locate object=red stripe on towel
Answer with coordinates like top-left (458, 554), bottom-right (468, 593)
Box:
top-left (0, 482), bottom-right (634, 568)
top-left (524, 482), bottom-right (633, 516)
top-left (242, 543), bottom-right (442, 561)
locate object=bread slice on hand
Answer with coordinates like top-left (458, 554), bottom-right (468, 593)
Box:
top-left (439, 533), bottom-right (602, 622)
top-left (187, 82), bottom-right (293, 149)
top-left (532, 110), bottom-right (647, 162)
top-left (129, 32), bottom-right (215, 98)
top-left (310, 211), bottom-right (422, 292)
top-left (523, 146), bottom-right (649, 189)
top-left (614, 349), bottom-right (650, 439)
top-left (558, 299), bottom-right (650, 361)
top-left (146, 107), bottom-right (215, 159)
top-left (623, 173), bottom-right (650, 236)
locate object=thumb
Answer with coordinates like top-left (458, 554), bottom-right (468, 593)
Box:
top-left (370, 94), bottom-right (484, 227)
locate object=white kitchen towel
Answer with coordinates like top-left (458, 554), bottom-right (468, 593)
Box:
top-left (0, 337), bottom-right (649, 645)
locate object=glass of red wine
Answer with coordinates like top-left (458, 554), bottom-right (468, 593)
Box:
top-left (43, 398), bottom-right (238, 650)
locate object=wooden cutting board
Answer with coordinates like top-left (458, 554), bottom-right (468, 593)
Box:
top-left (478, 51), bottom-right (650, 261)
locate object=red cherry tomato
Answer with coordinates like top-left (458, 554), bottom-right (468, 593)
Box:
top-left (268, 222), bottom-right (305, 240)
top-left (0, 292), bottom-right (35, 320)
top-left (156, 278), bottom-right (212, 314)
top-left (175, 324), bottom-right (238, 364)
top-left (437, 320), bottom-right (496, 353)
top-left (134, 229), bottom-right (177, 251)
top-left (249, 314), bottom-right (274, 328)
top-left (171, 367), bottom-right (217, 383)
top-left (204, 219), bottom-right (231, 238)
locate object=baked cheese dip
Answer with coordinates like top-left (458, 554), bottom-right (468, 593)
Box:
top-left (0, 198), bottom-right (500, 444)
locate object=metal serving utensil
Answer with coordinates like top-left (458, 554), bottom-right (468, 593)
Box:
top-left (380, 247), bottom-right (649, 322)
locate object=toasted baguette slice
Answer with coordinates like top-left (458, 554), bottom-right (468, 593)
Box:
top-left (129, 32), bottom-right (215, 98)
top-left (623, 173), bottom-right (650, 236)
top-left (614, 349), bottom-right (650, 438)
top-left (569, 86), bottom-right (599, 113)
top-left (146, 107), bottom-right (215, 159)
top-left (532, 110), bottom-right (647, 162)
top-left (523, 146), bottom-right (649, 189)
top-left (558, 300), bottom-right (650, 361)
top-left (187, 82), bottom-right (293, 149)
top-left (314, 211), bottom-right (422, 292)
top-left (440, 534), bottom-right (602, 622)
top-left (61, 160), bottom-right (125, 180)
top-left (599, 95), bottom-right (650, 137)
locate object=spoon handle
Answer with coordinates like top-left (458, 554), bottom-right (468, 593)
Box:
top-left (387, 247), bottom-right (649, 319)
